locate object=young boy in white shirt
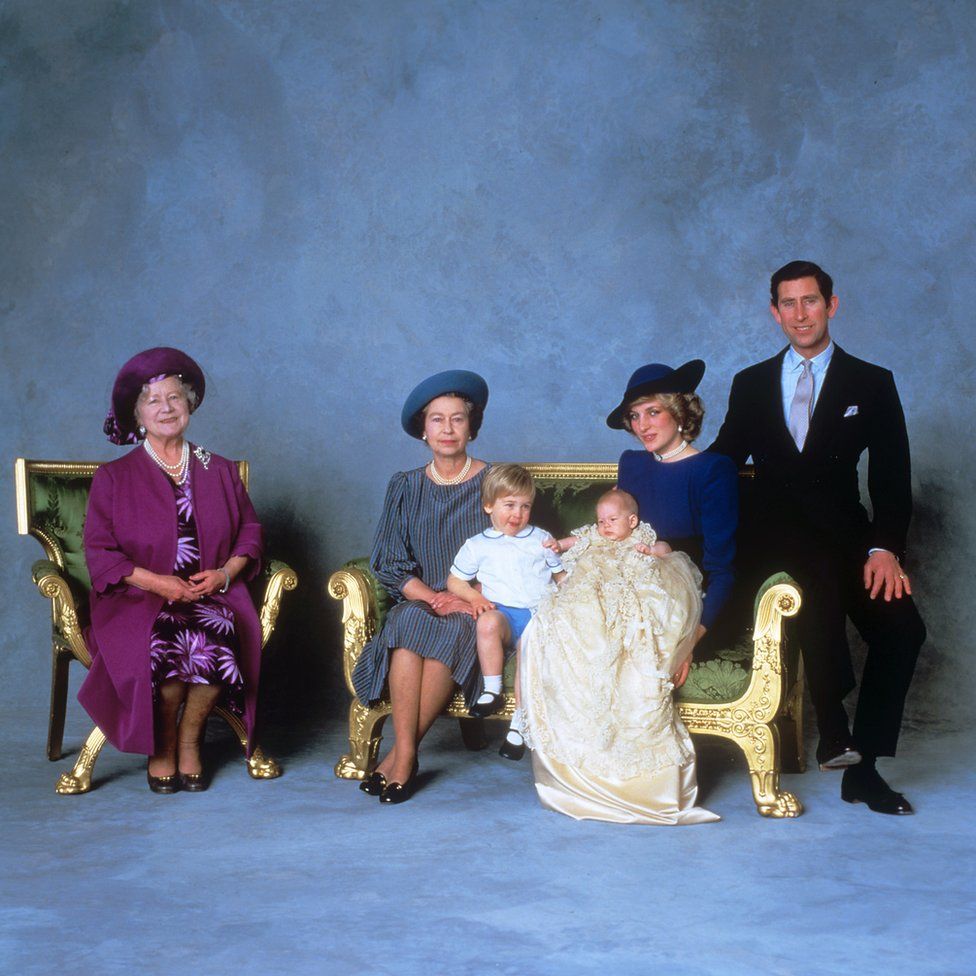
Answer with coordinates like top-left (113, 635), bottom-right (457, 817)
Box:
top-left (447, 464), bottom-right (565, 759)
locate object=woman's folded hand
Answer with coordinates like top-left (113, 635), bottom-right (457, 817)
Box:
top-left (428, 592), bottom-right (477, 618)
top-left (151, 574), bottom-right (198, 603)
top-left (188, 569), bottom-right (226, 598)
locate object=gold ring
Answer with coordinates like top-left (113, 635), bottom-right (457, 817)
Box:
top-left (898, 574), bottom-right (906, 580)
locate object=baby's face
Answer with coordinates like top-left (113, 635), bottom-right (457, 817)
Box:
top-left (485, 492), bottom-right (533, 536)
top-left (596, 500), bottom-right (639, 540)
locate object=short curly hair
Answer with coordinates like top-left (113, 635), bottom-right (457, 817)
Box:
top-left (408, 393), bottom-right (484, 441)
top-left (622, 392), bottom-right (704, 443)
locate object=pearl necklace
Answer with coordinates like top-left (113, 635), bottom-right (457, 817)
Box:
top-left (654, 440), bottom-right (689, 462)
top-left (144, 438), bottom-right (190, 485)
top-left (428, 455), bottom-right (472, 486)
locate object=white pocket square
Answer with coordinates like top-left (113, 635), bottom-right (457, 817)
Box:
top-left (843, 405), bottom-right (859, 417)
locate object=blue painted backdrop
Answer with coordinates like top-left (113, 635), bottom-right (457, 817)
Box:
top-left (2, 1), bottom-right (974, 730)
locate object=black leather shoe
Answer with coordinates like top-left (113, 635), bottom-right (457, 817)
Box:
top-left (179, 770), bottom-right (209, 792)
top-left (817, 739), bottom-right (862, 771)
top-left (147, 767), bottom-right (181, 794)
top-left (469, 692), bottom-right (506, 718)
top-left (379, 761), bottom-right (418, 804)
top-left (359, 770), bottom-right (387, 796)
top-left (499, 731), bottom-right (525, 761)
top-left (842, 767), bottom-right (914, 815)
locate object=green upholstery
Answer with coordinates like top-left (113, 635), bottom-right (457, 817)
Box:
top-left (30, 474), bottom-right (93, 598)
top-left (353, 470), bottom-right (789, 707)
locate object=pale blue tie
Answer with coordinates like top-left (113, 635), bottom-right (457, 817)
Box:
top-left (789, 361), bottom-right (814, 449)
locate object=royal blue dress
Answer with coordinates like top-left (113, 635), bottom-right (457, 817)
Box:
top-left (617, 450), bottom-right (737, 631)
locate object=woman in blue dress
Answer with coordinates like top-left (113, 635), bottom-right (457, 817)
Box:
top-left (351, 370), bottom-right (491, 804)
top-left (608, 361), bottom-right (738, 685)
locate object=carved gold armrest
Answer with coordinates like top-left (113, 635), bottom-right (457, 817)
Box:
top-left (258, 560), bottom-right (299, 651)
top-left (749, 580), bottom-right (801, 685)
top-left (31, 559), bottom-right (91, 667)
top-left (327, 565), bottom-right (378, 694)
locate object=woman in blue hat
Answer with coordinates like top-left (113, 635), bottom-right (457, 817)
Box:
top-left (351, 370), bottom-right (491, 803)
top-left (608, 360), bottom-right (738, 682)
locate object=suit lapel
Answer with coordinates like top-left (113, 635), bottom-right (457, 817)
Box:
top-left (802, 345), bottom-right (851, 456)
top-left (765, 349), bottom-right (798, 454)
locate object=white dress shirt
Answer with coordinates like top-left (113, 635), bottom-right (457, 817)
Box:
top-left (780, 341), bottom-right (834, 425)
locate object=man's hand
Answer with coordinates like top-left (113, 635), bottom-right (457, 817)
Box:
top-left (864, 550), bottom-right (912, 601)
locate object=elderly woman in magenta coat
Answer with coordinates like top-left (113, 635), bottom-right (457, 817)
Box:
top-left (80, 347), bottom-right (263, 793)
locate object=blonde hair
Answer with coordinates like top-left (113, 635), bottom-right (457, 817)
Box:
top-left (597, 488), bottom-right (638, 516)
top-left (481, 463), bottom-right (536, 507)
top-left (622, 392), bottom-right (704, 442)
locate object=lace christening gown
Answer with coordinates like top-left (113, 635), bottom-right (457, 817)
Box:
top-left (520, 523), bottom-right (719, 825)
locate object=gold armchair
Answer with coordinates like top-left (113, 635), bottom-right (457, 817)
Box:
top-left (328, 462), bottom-right (805, 818)
top-left (15, 458), bottom-right (298, 794)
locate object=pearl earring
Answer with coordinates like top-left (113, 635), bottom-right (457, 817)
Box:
top-left (678, 425), bottom-right (683, 433)
top-left (138, 425), bottom-right (147, 437)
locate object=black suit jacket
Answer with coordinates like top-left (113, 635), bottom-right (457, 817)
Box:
top-left (710, 345), bottom-right (913, 562)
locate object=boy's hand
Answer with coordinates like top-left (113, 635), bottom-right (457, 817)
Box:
top-left (470, 594), bottom-right (496, 617)
top-left (543, 535), bottom-right (574, 554)
top-left (634, 543), bottom-right (653, 556)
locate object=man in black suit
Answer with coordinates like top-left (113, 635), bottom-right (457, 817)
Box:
top-left (711, 260), bottom-right (926, 815)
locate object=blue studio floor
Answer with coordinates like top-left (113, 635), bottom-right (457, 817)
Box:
top-left (2, 697), bottom-right (974, 976)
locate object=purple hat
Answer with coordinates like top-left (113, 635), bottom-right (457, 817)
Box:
top-left (103, 347), bottom-right (206, 445)
top-left (606, 360), bottom-right (705, 429)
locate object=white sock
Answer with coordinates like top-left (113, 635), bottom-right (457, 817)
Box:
top-left (506, 708), bottom-right (524, 743)
top-left (477, 675), bottom-right (502, 703)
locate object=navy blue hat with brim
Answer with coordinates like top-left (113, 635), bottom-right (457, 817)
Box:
top-left (401, 369), bottom-right (490, 438)
top-left (606, 360), bottom-right (705, 429)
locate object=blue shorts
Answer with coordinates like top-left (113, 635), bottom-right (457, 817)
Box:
top-left (494, 604), bottom-right (533, 650)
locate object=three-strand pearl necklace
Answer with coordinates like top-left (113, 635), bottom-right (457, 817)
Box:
top-left (144, 438), bottom-right (190, 485)
top-left (654, 440), bottom-right (689, 462)
top-left (427, 455), bottom-right (472, 486)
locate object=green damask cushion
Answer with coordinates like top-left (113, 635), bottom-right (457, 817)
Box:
top-left (344, 558), bottom-right (392, 631)
top-left (678, 648), bottom-right (751, 704)
top-left (30, 474), bottom-right (92, 596)
top-left (531, 477), bottom-right (616, 537)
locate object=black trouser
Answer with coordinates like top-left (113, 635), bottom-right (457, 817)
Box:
top-left (759, 541), bottom-right (926, 758)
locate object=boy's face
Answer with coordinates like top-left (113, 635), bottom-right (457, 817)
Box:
top-left (485, 492), bottom-right (533, 536)
top-left (596, 500), bottom-right (639, 540)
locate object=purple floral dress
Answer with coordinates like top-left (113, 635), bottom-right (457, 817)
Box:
top-left (149, 473), bottom-right (244, 714)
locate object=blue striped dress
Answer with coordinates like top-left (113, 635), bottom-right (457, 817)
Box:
top-left (352, 465), bottom-right (491, 707)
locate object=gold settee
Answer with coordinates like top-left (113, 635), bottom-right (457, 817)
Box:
top-left (15, 457), bottom-right (298, 794)
top-left (328, 462), bottom-right (805, 818)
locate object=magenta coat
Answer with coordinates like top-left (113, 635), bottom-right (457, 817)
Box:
top-left (80, 446), bottom-right (264, 756)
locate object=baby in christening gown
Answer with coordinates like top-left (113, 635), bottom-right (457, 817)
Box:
top-left (520, 489), bottom-right (719, 825)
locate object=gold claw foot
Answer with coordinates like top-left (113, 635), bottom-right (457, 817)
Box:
top-left (55, 769), bottom-right (92, 794)
top-left (247, 747), bottom-right (282, 779)
top-left (334, 754), bottom-right (367, 780)
top-left (55, 727), bottom-right (106, 795)
top-left (758, 791), bottom-right (803, 818)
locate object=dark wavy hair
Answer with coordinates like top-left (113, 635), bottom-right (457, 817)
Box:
top-left (770, 260), bottom-right (833, 305)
